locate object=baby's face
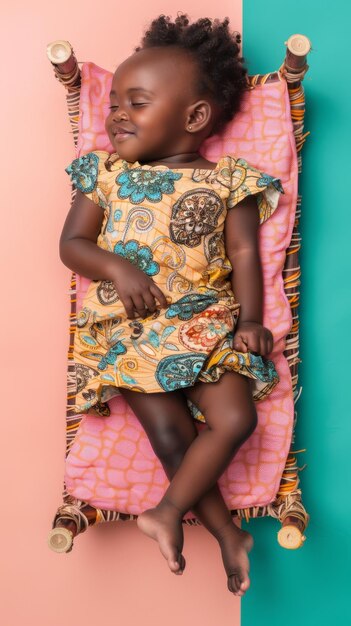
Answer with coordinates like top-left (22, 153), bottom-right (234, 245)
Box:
top-left (105, 47), bottom-right (200, 163)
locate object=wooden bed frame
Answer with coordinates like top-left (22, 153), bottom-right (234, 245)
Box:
top-left (47, 34), bottom-right (311, 554)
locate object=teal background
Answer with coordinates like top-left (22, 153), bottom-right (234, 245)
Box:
top-left (243, 1), bottom-right (350, 623)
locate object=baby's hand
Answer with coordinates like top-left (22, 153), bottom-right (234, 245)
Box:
top-left (109, 257), bottom-right (168, 319)
top-left (233, 321), bottom-right (274, 356)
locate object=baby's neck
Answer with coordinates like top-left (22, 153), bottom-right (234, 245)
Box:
top-left (142, 152), bottom-right (217, 170)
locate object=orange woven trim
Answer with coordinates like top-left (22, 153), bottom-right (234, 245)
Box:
top-left (57, 61), bottom-right (309, 525)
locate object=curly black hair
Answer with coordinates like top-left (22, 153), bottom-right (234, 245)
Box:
top-left (135, 14), bottom-right (249, 135)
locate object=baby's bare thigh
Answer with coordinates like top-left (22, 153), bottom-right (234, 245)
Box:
top-left (119, 387), bottom-right (195, 431)
top-left (184, 372), bottom-right (256, 430)
top-left (119, 388), bottom-right (199, 462)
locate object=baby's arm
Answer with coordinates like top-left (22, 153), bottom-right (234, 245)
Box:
top-left (59, 190), bottom-right (167, 318)
top-left (224, 195), bottom-right (273, 356)
top-left (60, 190), bottom-right (117, 280)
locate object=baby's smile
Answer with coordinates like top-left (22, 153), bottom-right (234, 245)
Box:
top-left (113, 125), bottom-right (136, 141)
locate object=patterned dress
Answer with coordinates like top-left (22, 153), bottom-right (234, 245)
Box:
top-left (65, 150), bottom-right (284, 422)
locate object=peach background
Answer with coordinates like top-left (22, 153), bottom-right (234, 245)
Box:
top-left (1, 1), bottom-right (242, 624)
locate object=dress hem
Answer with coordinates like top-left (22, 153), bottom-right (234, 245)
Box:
top-left (71, 359), bottom-right (280, 421)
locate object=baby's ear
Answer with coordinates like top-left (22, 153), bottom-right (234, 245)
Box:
top-left (186, 100), bottom-right (212, 133)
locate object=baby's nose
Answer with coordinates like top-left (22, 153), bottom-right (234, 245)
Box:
top-left (114, 109), bottom-right (128, 121)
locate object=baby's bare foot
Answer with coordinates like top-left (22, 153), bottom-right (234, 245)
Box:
top-left (137, 501), bottom-right (185, 575)
top-left (215, 521), bottom-right (254, 596)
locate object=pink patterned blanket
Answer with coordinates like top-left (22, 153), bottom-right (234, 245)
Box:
top-left (65, 63), bottom-right (297, 514)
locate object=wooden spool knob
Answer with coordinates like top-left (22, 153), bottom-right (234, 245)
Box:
top-left (47, 527), bottom-right (74, 553)
top-left (46, 40), bottom-right (72, 65)
top-left (277, 524), bottom-right (306, 550)
top-left (286, 34), bottom-right (311, 57)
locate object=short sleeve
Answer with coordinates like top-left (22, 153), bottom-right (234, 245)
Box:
top-left (65, 150), bottom-right (110, 207)
top-left (227, 157), bottom-right (284, 225)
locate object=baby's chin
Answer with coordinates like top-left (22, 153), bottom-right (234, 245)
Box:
top-left (111, 140), bottom-right (139, 162)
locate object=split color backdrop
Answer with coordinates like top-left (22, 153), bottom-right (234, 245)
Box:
top-left (243, 1), bottom-right (351, 624)
top-left (1, 1), bottom-right (350, 625)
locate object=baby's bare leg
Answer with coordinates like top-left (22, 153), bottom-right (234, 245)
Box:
top-left (120, 382), bottom-right (254, 595)
top-left (161, 372), bottom-right (258, 511)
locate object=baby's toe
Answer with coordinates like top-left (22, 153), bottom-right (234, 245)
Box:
top-left (228, 571), bottom-right (248, 595)
top-left (168, 548), bottom-right (183, 574)
top-left (176, 553), bottom-right (186, 574)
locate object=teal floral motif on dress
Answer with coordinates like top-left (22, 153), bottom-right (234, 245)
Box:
top-left (246, 352), bottom-right (279, 382)
top-left (236, 158), bottom-right (249, 168)
top-left (234, 158), bottom-right (284, 195)
top-left (166, 293), bottom-right (218, 321)
top-left (114, 209), bottom-right (123, 221)
top-left (146, 325), bottom-right (178, 351)
top-left (256, 174), bottom-right (284, 193)
top-left (116, 168), bottom-right (183, 203)
top-left (156, 353), bottom-right (207, 391)
top-left (65, 152), bottom-right (99, 193)
top-left (113, 239), bottom-right (160, 276)
top-left (97, 340), bottom-right (127, 371)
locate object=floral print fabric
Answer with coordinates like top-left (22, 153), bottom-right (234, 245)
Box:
top-left (65, 150), bottom-right (283, 420)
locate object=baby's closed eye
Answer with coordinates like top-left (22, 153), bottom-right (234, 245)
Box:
top-left (108, 102), bottom-right (148, 109)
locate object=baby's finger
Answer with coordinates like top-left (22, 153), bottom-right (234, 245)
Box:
top-left (247, 335), bottom-right (260, 354)
top-left (132, 294), bottom-right (149, 318)
top-left (260, 330), bottom-right (273, 355)
top-left (150, 284), bottom-right (168, 309)
top-left (258, 335), bottom-right (268, 356)
top-left (233, 334), bottom-right (248, 352)
top-left (122, 296), bottom-right (135, 320)
top-left (258, 336), bottom-right (269, 356)
top-left (143, 290), bottom-right (157, 313)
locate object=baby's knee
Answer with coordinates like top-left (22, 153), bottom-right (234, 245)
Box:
top-left (214, 405), bottom-right (258, 448)
top-left (150, 422), bottom-right (195, 466)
